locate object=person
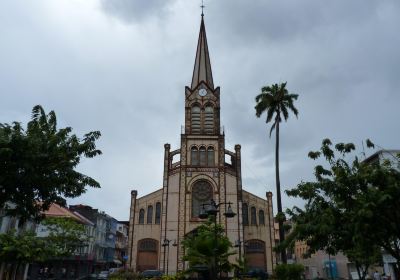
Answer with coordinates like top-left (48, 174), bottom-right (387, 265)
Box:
top-left (374, 271), bottom-right (381, 280)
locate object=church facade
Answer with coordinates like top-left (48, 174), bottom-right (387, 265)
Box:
top-left (127, 16), bottom-right (276, 275)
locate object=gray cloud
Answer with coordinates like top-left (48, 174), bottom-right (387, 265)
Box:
top-left (100, 0), bottom-right (172, 23)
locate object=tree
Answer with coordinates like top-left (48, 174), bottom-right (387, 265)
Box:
top-left (182, 219), bottom-right (235, 279)
top-left (0, 217), bottom-right (90, 280)
top-left (255, 82), bottom-right (299, 264)
top-left (0, 230), bottom-right (50, 279)
top-left (0, 105), bottom-right (102, 221)
top-left (282, 139), bottom-right (400, 280)
top-left (42, 217), bottom-right (90, 257)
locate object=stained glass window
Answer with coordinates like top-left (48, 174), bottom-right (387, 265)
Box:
top-left (192, 180), bottom-right (213, 218)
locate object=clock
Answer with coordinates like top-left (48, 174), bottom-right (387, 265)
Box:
top-left (199, 88), bottom-right (207, 97)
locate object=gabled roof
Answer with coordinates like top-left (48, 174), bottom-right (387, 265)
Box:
top-left (43, 203), bottom-right (92, 225)
top-left (191, 15), bottom-right (214, 90)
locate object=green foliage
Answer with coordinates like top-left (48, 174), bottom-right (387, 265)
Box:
top-left (161, 272), bottom-right (186, 280)
top-left (182, 218), bottom-right (236, 277)
top-left (283, 139), bottom-right (400, 279)
top-left (0, 230), bottom-right (50, 263)
top-left (254, 82), bottom-right (298, 137)
top-left (108, 269), bottom-right (141, 280)
top-left (0, 105), bottom-right (102, 221)
top-left (0, 217), bottom-right (90, 264)
top-left (43, 217), bottom-right (90, 257)
top-left (273, 264), bottom-right (304, 280)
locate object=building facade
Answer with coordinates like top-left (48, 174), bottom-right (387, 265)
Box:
top-left (128, 15), bottom-right (276, 275)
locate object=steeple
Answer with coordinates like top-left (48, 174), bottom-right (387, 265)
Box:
top-left (191, 15), bottom-right (214, 90)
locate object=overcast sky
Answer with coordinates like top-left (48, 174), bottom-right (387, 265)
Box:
top-left (1, 0), bottom-right (399, 220)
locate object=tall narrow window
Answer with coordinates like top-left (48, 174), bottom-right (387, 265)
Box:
top-left (155, 202), bottom-right (161, 224)
top-left (204, 106), bottom-right (214, 134)
top-left (259, 210), bottom-right (265, 225)
top-left (192, 180), bottom-right (213, 218)
top-left (207, 147), bottom-right (215, 166)
top-left (242, 203), bottom-right (249, 226)
top-left (191, 146), bottom-right (199, 166)
top-left (199, 146), bottom-right (206, 166)
top-left (139, 209), bottom-right (145, 224)
top-left (251, 207), bottom-right (257, 225)
top-left (191, 106), bottom-right (201, 134)
top-left (147, 205), bottom-right (153, 224)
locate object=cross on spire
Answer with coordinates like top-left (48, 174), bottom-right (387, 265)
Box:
top-left (200, 0), bottom-right (205, 16)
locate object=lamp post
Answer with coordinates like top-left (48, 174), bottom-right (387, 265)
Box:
top-left (198, 199), bottom-right (236, 280)
top-left (162, 239), bottom-right (171, 275)
top-left (234, 239), bottom-right (249, 278)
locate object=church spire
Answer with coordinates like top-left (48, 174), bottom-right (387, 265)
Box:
top-left (191, 15), bottom-right (214, 90)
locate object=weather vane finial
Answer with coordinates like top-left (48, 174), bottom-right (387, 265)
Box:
top-left (200, 0), bottom-right (205, 16)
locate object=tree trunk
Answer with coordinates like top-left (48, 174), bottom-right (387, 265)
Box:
top-left (22, 264), bottom-right (29, 280)
top-left (275, 117), bottom-right (287, 264)
top-left (12, 263), bottom-right (19, 280)
top-left (0, 263), bottom-right (5, 280)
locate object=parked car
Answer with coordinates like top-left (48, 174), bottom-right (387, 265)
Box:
top-left (140, 270), bottom-right (163, 279)
top-left (108, 268), bottom-right (120, 275)
top-left (97, 271), bottom-right (109, 280)
top-left (243, 268), bottom-right (268, 280)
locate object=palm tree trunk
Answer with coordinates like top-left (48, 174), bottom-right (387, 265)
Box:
top-left (275, 118), bottom-right (287, 264)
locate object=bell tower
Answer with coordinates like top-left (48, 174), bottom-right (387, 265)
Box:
top-left (184, 15), bottom-right (221, 135)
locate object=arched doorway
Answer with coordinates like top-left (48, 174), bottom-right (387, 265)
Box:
top-left (137, 239), bottom-right (158, 272)
top-left (245, 239), bottom-right (266, 270)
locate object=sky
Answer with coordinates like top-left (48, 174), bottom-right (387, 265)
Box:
top-left (1, 0), bottom-right (399, 220)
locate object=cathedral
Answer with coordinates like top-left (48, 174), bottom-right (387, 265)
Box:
top-left (127, 15), bottom-right (276, 275)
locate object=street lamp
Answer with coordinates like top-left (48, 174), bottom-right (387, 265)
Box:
top-left (162, 239), bottom-right (171, 275)
top-left (162, 239), bottom-right (177, 275)
top-left (198, 199), bottom-right (236, 280)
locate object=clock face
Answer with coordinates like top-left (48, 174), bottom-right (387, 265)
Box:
top-left (199, 88), bottom-right (207, 97)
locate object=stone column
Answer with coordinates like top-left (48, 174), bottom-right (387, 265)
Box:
top-left (160, 144), bottom-right (170, 272)
top-left (266, 191), bottom-right (275, 271)
top-left (128, 190), bottom-right (138, 269)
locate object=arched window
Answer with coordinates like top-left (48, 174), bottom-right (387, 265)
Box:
top-left (251, 207), bottom-right (257, 225)
top-left (155, 202), bottom-right (161, 224)
top-left (139, 209), bottom-right (145, 224)
top-left (246, 240), bottom-right (265, 253)
top-left (147, 205), bottom-right (153, 224)
top-left (207, 147), bottom-right (215, 166)
top-left (138, 239), bottom-right (158, 252)
top-left (191, 106), bottom-right (201, 134)
top-left (191, 146), bottom-right (199, 166)
top-left (204, 106), bottom-right (214, 134)
top-left (242, 203), bottom-right (249, 226)
top-left (199, 146), bottom-right (206, 166)
top-left (259, 210), bottom-right (265, 225)
top-left (192, 180), bottom-right (213, 218)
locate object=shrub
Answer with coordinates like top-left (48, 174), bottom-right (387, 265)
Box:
top-left (274, 264), bottom-right (304, 280)
top-left (108, 269), bottom-right (141, 280)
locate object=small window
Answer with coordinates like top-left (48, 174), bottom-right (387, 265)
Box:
top-left (139, 209), bottom-right (145, 224)
top-left (207, 147), bottom-right (215, 166)
top-left (191, 106), bottom-right (201, 134)
top-left (204, 106), bottom-right (214, 134)
top-left (191, 146), bottom-right (199, 166)
top-left (147, 205), bottom-right (153, 224)
top-left (251, 207), bottom-right (257, 225)
top-left (242, 203), bottom-right (249, 226)
top-left (155, 202), bottom-right (161, 224)
top-left (259, 210), bottom-right (265, 225)
top-left (199, 146), bottom-right (206, 166)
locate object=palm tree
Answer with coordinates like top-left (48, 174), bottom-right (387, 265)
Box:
top-left (255, 82), bottom-right (298, 264)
